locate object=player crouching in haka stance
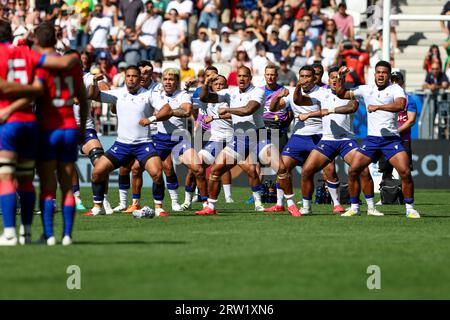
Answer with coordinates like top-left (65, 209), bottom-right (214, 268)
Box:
top-left (299, 66), bottom-right (381, 216)
top-left (196, 66), bottom-right (300, 216)
top-left (86, 66), bottom-right (172, 217)
top-left (336, 61), bottom-right (420, 218)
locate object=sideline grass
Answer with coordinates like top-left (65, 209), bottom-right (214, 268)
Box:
top-left (0, 188), bottom-right (449, 299)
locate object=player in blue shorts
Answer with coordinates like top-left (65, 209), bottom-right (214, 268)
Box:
top-left (336, 61), bottom-right (420, 218)
top-left (299, 66), bottom-right (379, 216)
top-left (85, 66), bottom-right (172, 217)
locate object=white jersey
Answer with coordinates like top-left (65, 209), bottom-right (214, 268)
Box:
top-left (151, 89), bottom-right (192, 134)
top-left (216, 85), bottom-right (265, 131)
top-left (352, 83), bottom-right (406, 137)
top-left (144, 81), bottom-right (163, 135)
top-left (73, 73), bottom-right (96, 130)
top-left (282, 85), bottom-right (323, 136)
top-left (100, 87), bottom-right (154, 144)
top-left (196, 100), bottom-right (233, 141)
top-left (320, 88), bottom-right (354, 140)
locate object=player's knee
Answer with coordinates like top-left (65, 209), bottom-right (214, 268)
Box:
top-left (0, 157), bottom-right (16, 179)
top-left (88, 147), bottom-right (104, 165)
top-left (348, 166), bottom-right (362, 179)
top-left (191, 165), bottom-right (204, 177)
top-left (150, 170), bottom-right (163, 183)
top-left (397, 166), bottom-right (411, 179)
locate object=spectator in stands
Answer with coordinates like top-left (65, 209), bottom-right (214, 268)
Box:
top-left (332, 2), bottom-right (354, 40)
top-left (366, 28), bottom-right (383, 68)
top-left (86, 3), bottom-right (112, 52)
top-left (97, 50), bottom-right (118, 83)
top-left (81, 50), bottom-right (93, 73)
top-left (165, 0), bottom-right (193, 33)
top-left (423, 62), bottom-right (449, 91)
top-left (197, 0), bottom-right (220, 32)
top-left (423, 45), bottom-right (442, 73)
top-left (300, 14), bottom-right (320, 44)
top-left (258, 0), bottom-right (283, 14)
top-left (212, 26), bottom-right (238, 63)
top-left (120, 27), bottom-right (142, 66)
top-left (190, 27), bottom-right (212, 63)
top-left (180, 53), bottom-right (196, 83)
top-left (240, 26), bottom-right (265, 59)
top-left (282, 4), bottom-right (296, 30)
top-left (54, 24), bottom-right (70, 54)
top-left (278, 57), bottom-right (297, 87)
top-left (290, 42), bottom-right (308, 75)
top-left (231, 3), bottom-right (247, 35)
top-left (321, 18), bottom-right (344, 47)
top-left (112, 61), bottom-right (128, 88)
top-left (307, 43), bottom-right (324, 66)
top-left (119, 0), bottom-right (144, 28)
top-left (253, 42), bottom-right (275, 76)
top-left (322, 35), bottom-right (337, 70)
top-left (55, 4), bottom-right (77, 50)
top-left (107, 38), bottom-right (121, 66)
top-left (102, 0), bottom-right (119, 26)
top-left (161, 8), bottom-right (186, 60)
top-left (308, 0), bottom-right (327, 37)
top-left (265, 27), bottom-right (289, 61)
top-left (152, 0), bottom-right (166, 16)
top-left (230, 47), bottom-right (252, 71)
top-left (352, 35), bottom-right (370, 84)
top-left (288, 28), bottom-right (313, 58)
top-left (67, 0), bottom-right (94, 51)
top-left (136, 0), bottom-right (163, 61)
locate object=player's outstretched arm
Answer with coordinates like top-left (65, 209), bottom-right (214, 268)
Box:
top-left (0, 97), bottom-right (33, 123)
top-left (368, 97), bottom-right (406, 113)
top-left (269, 88), bottom-right (289, 112)
top-left (42, 53), bottom-right (80, 71)
top-left (0, 78), bottom-right (44, 98)
top-left (322, 99), bottom-right (359, 116)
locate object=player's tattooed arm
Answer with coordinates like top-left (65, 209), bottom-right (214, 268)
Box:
top-left (0, 98), bottom-right (33, 123)
top-left (0, 78), bottom-right (44, 98)
top-left (199, 74), bottom-right (219, 103)
top-left (322, 99), bottom-right (359, 116)
top-left (368, 97), bottom-right (406, 113)
top-left (139, 103), bottom-right (174, 127)
top-left (220, 100), bottom-right (260, 117)
top-left (172, 103), bottom-right (192, 118)
top-left (270, 88), bottom-right (289, 111)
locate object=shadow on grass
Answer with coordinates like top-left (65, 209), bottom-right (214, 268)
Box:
top-left (74, 240), bottom-right (188, 245)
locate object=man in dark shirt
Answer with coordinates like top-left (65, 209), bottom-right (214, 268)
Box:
top-left (265, 27), bottom-right (288, 61)
top-left (120, 0), bottom-right (144, 28)
top-left (423, 62), bottom-right (449, 91)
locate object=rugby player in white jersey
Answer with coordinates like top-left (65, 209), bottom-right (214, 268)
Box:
top-left (112, 61), bottom-right (179, 213)
top-left (138, 68), bottom-right (209, 211)
top-left (85, 65), bottom-right (172, 217)
top-left (299, 66), bottom-right (381, 216)
top-left (336, 61), bottom-right (420, 218)
top-left (196, 66), bottom-right (300, 216)
top-left (71, 64), bottom-right (113, 214)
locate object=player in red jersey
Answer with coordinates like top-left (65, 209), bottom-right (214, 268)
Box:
top-left (0, 20), bottom-right (81, 246)
top-left (32, 23), bottom-right (88, 246)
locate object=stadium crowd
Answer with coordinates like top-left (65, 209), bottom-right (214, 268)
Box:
top-left (0, 0), bottom-right (422, 247)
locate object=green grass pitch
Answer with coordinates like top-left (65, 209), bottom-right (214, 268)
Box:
top-left (1, 187), bottom-right (450, 299)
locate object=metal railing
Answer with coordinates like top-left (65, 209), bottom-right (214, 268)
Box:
top-left (417, 89), bottom-right (450, 140)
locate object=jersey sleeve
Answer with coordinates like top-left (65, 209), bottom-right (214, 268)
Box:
top-left (281, 95), bottom-right (291, 109)
top-left (392, 84), bottom-right (406, 100)
top-left (250, 87), bottom-right (265, 105)
top-left (351, 85), bottom-right (365, 99)
top-left (100, 89), bottom-right (120, 104)
top-left (407, 95), bottom-right (418, 113)
top-left (217, 89), bottom-right (230, 104)
top-left (180, 91), bottom-right (192, 105)
top-left (28, 48), bottom-right (46, 68)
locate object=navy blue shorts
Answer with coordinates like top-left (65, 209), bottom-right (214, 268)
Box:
top-left (0, 121), bottom-right (39, 159)
top-left (281, 134), bottom-right (322, 166)
top-left (315, 139), bottom-right (358, 161)
top-left (79, 128), bottom-right (99, 153)
top-left (358, 136), bottom-right (405, 162)
top-left (227, 133), bottom-right (271, 162)
top-left (198, 139), bottom-right (228, 164)
top-left (105, 141), bottom-right (159, 169)
top-left (153, 132), bottom-right (192, 161)
top-left (38, 128), bottom-right (79, 162)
